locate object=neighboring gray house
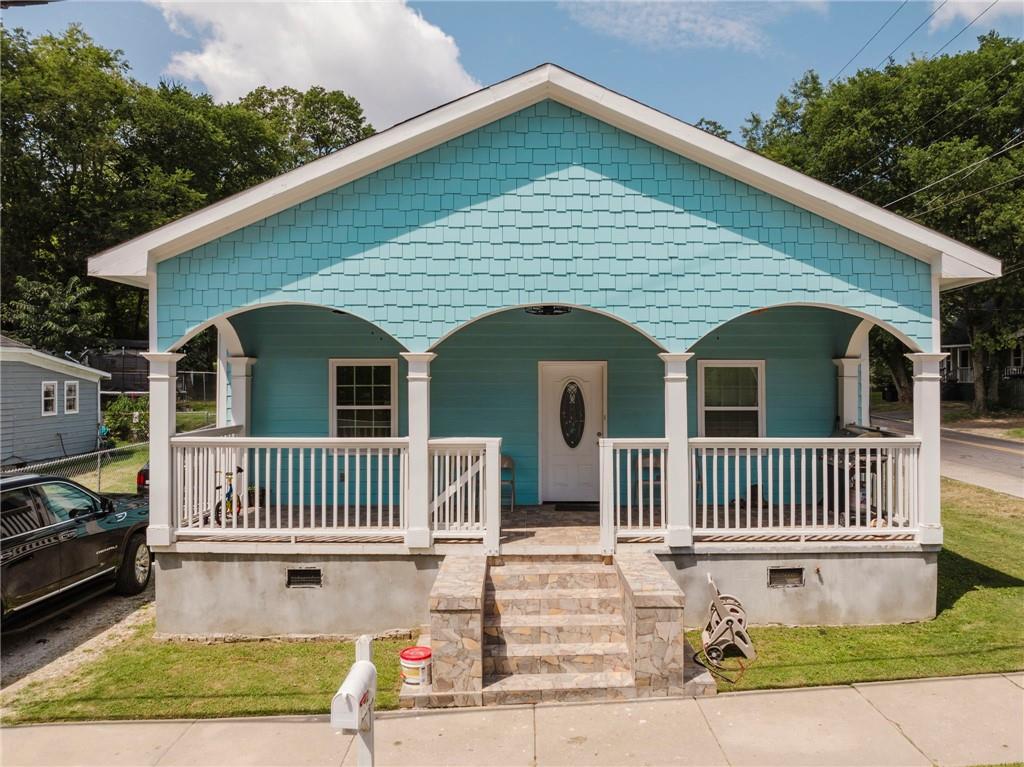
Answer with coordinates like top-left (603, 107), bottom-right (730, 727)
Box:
top-left (0, 335), bottom-right (110, 466)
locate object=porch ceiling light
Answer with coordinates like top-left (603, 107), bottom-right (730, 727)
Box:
top-left (525, 305), bottom-right (571, 316)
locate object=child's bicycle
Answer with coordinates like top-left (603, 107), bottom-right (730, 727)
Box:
top-left (213, 466), bottom-right (245, 525)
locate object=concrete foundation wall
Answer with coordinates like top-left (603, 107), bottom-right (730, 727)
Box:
top-left (660, 549), bottom-right (938, 627)
top-left (155, 553), bottom-right (441, 636)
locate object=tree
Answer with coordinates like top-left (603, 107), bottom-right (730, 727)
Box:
top-left (239, 85), bottom-right (374, 169)
top-left (694, 118), bottom-right (731, 140)
top-left (1, 26), bottom-right (375, 356)
top-left (741, 34), bottom-right (1024, 411)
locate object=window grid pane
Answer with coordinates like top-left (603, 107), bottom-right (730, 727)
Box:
top-left (704, 410), bottom-right (760, 438)
top-left (333, 362), bottom-right (393, 437)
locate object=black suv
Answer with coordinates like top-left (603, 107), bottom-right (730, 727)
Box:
top-left (1, 475), bottom-right (150, 629)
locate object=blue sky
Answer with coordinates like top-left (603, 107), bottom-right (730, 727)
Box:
top-left (5, 1), bottom-right (1022, 137)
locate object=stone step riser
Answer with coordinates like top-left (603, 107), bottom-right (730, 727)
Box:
top-left (486, 596), bottom-right (621, 616)
top-left (485, 624), bottom-right (627, 645)
top-left (483, 653), bottom-right (631, 676)
top-left (487, 572), bottom-right (619, 590)
top-left (481, 684), bottom-right (637, 706)
top-left (489, 555), bottom-right (610, 566)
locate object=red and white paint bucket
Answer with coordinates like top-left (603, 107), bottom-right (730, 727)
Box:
top-left (399, 646), bottom-right (432, 686)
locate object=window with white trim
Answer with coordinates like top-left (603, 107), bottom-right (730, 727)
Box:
top-left (329, 359), bottom-right (397, 437)
top-left (698, 361), bottom-right (765, 438)
top-left (64, 381), bottom-right (79, 414)
top-left (41, 381), bottom-right (57, 416)
top-left (1010, 343), bottom-right (1024, 369)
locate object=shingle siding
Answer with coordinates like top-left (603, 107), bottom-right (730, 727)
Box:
top-left (0, 361), bottom-right (99, 464)
top-left (157, 100), bottom-right (933, 352)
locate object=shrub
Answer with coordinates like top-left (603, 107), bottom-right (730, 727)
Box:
top-left (104, 394), bottom-right (149, 442)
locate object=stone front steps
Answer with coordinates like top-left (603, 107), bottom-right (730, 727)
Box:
top-left (481, 556), bottom-right (633, 704)
top-left (405, 551), bottom-right (716, 709)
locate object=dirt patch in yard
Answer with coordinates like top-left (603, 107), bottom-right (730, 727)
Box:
top-left (1, 580), bottom-right (154, 700)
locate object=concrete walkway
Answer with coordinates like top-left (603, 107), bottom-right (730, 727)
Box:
top-left (2, 673), bottom-right (1021, 767)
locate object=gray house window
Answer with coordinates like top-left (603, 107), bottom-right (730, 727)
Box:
top-left (64, 381), bottom-right (79, 414)
top-left (41, 381), bottom-right (57, 416)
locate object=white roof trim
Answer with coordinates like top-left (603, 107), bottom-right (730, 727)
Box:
top-left (0, 348), bottom-right (111, 382)
top-left (88, 63), bottom-right (1001, 291)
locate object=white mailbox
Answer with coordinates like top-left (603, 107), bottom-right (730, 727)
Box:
top-left (331, 660), bottom-right (377, 732)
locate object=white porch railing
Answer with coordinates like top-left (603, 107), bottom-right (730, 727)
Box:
top-left (428, 438), bottom-right (501, 553)
top-left (689, 438), bottom-right (921, 539)
top-left (171, 435), bottom-right (409, 538)
top-left (599, 439), bottom-right (669, 542)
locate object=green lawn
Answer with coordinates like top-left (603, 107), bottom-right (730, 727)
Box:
top-left (3, 479), bottom-right (1021, 724)
top-left (67, 444), bottom-right (149, 495)
top-left (707, 479), bottom-right (1024, 692)
top-left (176, 410), bottom-right (216, 433)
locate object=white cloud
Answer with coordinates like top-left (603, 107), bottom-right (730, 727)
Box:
top-left (928, 0), bottom-right (1024, 32)
top-left (560, 1), bottom-right (823, 54)
top-left (151, 1), bottom-right (480, 129)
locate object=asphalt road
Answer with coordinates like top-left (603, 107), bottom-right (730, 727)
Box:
top-left (873, 415), bottom-right (1024, 498)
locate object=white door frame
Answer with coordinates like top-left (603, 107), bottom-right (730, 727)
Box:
top-left (537, 360), bottom-right (608, 504)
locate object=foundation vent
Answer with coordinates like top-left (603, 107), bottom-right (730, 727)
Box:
top-left (767, 566), bottom-right (804, 588)
top-left (287, 568), bottom-right (323, 588)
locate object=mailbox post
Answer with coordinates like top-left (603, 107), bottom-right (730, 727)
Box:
top-left (332, 635), bottom-right (376, 767)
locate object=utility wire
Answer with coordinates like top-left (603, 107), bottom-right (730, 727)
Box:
top-left (929, 0), bottom-right (1001, 59)
top-left (882, 135), bottom-right (1024, 208)
top-left (909, 172), bottom-right (1024, 218)
top-left (830, 0), bottom-right (909, 83)
top-left (874, 0), bottom-right (949, 69)
top-left (849, 80), bottom-right (1018, 194)
top-left (843, 58), bottom-right (1019, 188)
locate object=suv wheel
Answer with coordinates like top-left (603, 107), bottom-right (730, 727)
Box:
top-left (115, 534), bottom-right (152, 595)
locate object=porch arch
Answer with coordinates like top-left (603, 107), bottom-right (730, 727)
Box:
top-left (426, 303), bottom-right (668, 352)
top-left (165, 300), bottom-right (409, 354)
top-left (687, 301), bottom-right (924, 354)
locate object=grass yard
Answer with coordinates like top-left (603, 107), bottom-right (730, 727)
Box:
top-left (2, 480), bottom-right (1022, 724)
top-left (176, 410), bottom-right (216, 433)
top-left (709, 479), bottom-right (1024, 692)
top-left (66, 444), bottom-right (149, 495)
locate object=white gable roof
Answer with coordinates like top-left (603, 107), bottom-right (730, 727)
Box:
top-left (0, 336), bottom-right (111, 383)
top-left (88, 64), bottom-right (1001, 290)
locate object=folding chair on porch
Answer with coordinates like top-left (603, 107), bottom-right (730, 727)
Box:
top-left (501, 454), bottom-right (516, 513)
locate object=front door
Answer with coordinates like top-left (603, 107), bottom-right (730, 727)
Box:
top-left (540, 362), bottom-right (606, 502)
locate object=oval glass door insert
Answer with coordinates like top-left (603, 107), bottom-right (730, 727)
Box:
top-left (559, 381), bottom-right (586, 448)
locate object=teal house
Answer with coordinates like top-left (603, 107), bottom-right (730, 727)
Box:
top-left (91, 66), bottom-right (999, 701)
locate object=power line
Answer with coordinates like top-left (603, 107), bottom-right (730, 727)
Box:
top-left (849, 78), bottom-right (1018, 194)
top-left (882, 135), bottom-right (1024, 208)
top-left (929, 0), bottom-right (1001, 59)
top-left (830, 0), bottom-right (910, 83)
top-left (909, 172), bottom-right (1024, 218)
top-left (874, 0), bottom-right (948, 69)
top-left (843, 58), bottom-right (1018, 188)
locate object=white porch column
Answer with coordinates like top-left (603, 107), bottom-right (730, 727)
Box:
top-left (143, 352), bottom-right (184, 547)
top-left (907, 353), bottom-right (947, 545)
top-left (227, 357), bottom-right (257, 434)
top-left (833, 357), bottom-right (860, 429)
top-left (659, 352), bottom-right (694, 548)
top-left (402, 352), bottom-right (436, 549)
top-left (215, 333), bottom-right (229, 427)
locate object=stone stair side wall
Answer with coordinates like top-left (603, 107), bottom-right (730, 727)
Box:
top-left (428, 556), bottom-right (488, 706)
top-left (615, 551), bottom-right (688, 697)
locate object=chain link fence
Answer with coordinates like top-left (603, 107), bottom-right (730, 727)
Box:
top-left (0, 443), bottom-right (150, 496)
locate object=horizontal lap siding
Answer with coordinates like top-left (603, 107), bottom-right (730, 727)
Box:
top-left (0, 362), bottom-right (99, 463)
top-left (230, 306), bottom-right (408, 437)
top-left (431, 309), bottom-right (663, 505)
top-left (157, 100), bottom-right (933, 353)
top-left (687, 306), bottom-right (862, 436)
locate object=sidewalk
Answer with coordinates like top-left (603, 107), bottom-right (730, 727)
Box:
top-left (2, 673), bottom-right (1022, 767)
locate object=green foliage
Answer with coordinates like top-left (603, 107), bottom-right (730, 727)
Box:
top-left (239, 85), bottom-right (375, 167)
top-left (694, 117), bottom-right (732, 140)
top-left (741, 34), bottom-right (1024, 408)
top-left (2, 267), bottom-right (105, 355)
top-left (103, 394), bottom-right (149, 442)
top-left (1, 25), bottom-right (374, 353)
